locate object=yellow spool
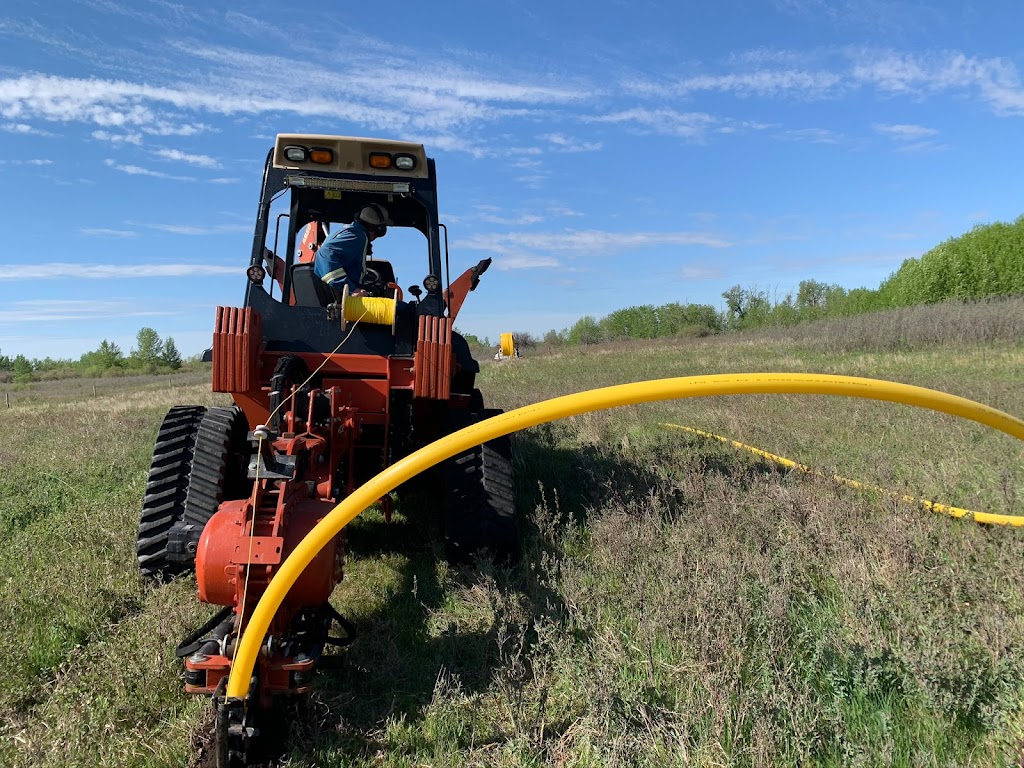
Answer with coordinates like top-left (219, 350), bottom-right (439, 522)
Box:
top-left (338, 285), bottom-right (397, 333)
top-left (500, 332), bottom-right (515, 357)
top-left (343, 295), bottom-right (395, 326)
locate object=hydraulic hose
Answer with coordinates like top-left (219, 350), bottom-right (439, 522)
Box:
top-left (225, 372), bottom-right (1024, 698)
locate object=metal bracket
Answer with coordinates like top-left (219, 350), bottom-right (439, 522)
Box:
top-left (247, 452), bottom-right (296, 480)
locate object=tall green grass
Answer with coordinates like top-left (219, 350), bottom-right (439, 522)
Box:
top-left (1, 303), bottom-right (1023, 766)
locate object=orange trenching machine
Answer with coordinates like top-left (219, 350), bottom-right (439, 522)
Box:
top-left (136, 134), bottom-right (516, 766)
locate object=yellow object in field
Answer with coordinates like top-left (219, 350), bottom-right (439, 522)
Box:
top-left (226, 372), bottom-right (1024, 698)
top-left (500, 332), bottom-right (515, 357)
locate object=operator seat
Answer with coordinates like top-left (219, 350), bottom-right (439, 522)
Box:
top-left (291, 263), bottom-right (334, 307)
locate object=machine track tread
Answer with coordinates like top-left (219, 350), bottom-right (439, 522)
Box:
top-left (137, 405), bottom-right (206, 578)
top-left (172, 406), bottom-right (251, 567)
top-left (443, 406), bottom-right (518, 561)
top-left (268, 355), bottom-right (310, 432)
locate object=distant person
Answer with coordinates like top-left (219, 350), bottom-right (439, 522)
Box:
top-left (314, 204), bottom-right (389, 297)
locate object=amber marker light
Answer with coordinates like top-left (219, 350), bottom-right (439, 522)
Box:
top-left (368, 152), bottom-right (392, 169)
top-left (309, 148), bottom-right (334, 164)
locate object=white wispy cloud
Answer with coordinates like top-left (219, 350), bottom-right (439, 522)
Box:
top-left (628, 69), bottom-right (843, 99)
top-left (510, 156), bottom-right (543, 170)
top-left (472, 205), bottom-right (544, 225)
top-left (773, 1), bottom-right (947, 32)
top-left (515, 174), bottom-right (547, 189)
top-left (539, 133), bottom-right (603, 152)
top-left (75, 0), bottom-right (206, 30)
top-left (142, 223), bottom-right (250, 235)
top-left (850, 50), bottom-right (1024, 115)
top-left (548, 205), bottom-right (585, 218)
top-left (586, 108), bottom-right (718, 140)
top-left (0, 263), bottom-right (240, 279)
top-left (679, 264), bottom-right (723, 280)
top-left (622, 48), bottom-right (1024, 119)
top-left (457, 228), bottom-right (732, 269)
top-left (0, 31), bottom-right (590, 156)
top-left (873, 123), bottom-right (938, 139)
top-left (777, 127), bottom-right (842, 143)
top-left (728, 48), bottom-right (813, 67)
top-left (872, 123), bottom-right (948, 152)
top-left (79, 227), bottom-right (137, 237)
top-left (92, 129), bottom-right (143, 144)
top-left (403, 134), bottom-right (490, 159)
top-left (153, 147), bottom-right (221, 168)
top-left (0, 299), bottom-right (175, 323)
top-left (495, 254), bottom-right (562, 269)
top-left (104, 157), bottom-right (195, 180)
top-left (895, 140), bottom-right (950, 153)
top-left (221, 10), bottom-right (289, 41)
top-left (208, 177), bottom-right (240, 184)
top-left (2, 122), bottom-right (32, 133)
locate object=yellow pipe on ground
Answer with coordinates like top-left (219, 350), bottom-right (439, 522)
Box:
top-left (226, 373), bottom-right (1024, 698)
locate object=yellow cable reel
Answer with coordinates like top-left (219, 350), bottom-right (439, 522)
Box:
top-left (499, 332), bottom-right (515, 357)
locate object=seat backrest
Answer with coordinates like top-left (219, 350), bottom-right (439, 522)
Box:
top-left (291, 263), bottom-right (334, 307)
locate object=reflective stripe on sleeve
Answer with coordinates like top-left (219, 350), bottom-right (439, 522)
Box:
top-left (321, 267), bottom-right (348, 284)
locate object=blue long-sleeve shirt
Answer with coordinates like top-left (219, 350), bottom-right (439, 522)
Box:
top-left (313, 220), bottom-right (371, 292)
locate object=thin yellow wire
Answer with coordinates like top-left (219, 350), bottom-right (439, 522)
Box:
top-left (659, 422), bottom-right (1024, 527)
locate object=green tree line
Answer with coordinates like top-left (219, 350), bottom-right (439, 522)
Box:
top-left (526, 213), bottom-right (1024, 345)
top-left (0, 327), bottom-right (189, 383)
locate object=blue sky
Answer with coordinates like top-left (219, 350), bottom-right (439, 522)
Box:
top-left (1, 0), bottom-right (1023, 359)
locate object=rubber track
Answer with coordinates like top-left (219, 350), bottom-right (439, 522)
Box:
top-left (268, 355), bottom-right (309, 432)
top-left (172, 406), bottom-right (249, 565)
top-left (137, 405), bottom-right (206, 578)
top-left (444, 407), bottom-right (518, 561)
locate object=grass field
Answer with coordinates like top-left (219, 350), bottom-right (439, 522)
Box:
top-left (2, 304), bottom-right (1023, 767)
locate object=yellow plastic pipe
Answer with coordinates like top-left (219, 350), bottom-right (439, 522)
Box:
top-left (226, 373), bottom-right (1024, 698)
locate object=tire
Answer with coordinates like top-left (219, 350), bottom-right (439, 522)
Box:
top-left (137, 406), bottom-right (207, 579)
top-left (167, 406), bottom-right (251, 570)
top-left (443, 407), bottom-right (518, 562)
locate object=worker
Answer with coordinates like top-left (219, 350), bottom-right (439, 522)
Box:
top-left (313, 204), bottom-right (389, 297)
